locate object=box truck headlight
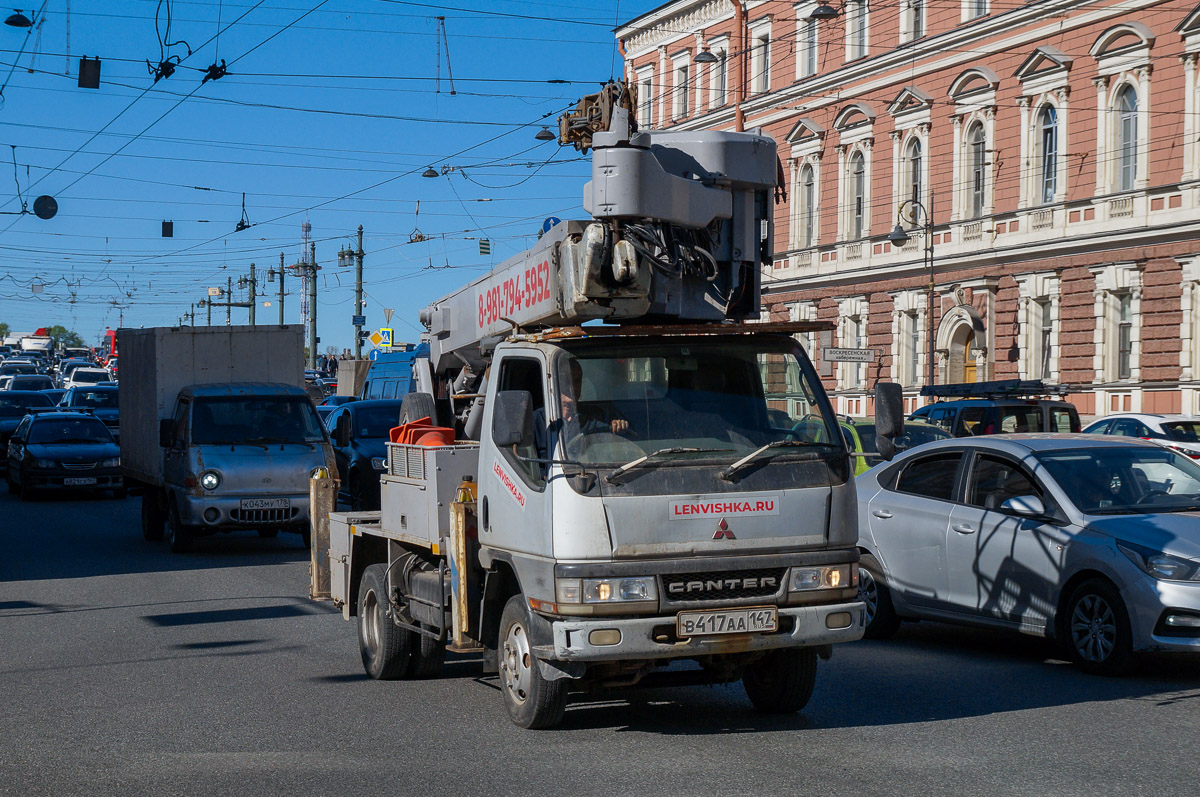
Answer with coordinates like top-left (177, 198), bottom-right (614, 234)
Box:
top-left (556, 577), bottom-right (658, 604)
top-left (199, 470), bottom-right (221, 490)
top-left (790, 564), bottom-right (854, 591)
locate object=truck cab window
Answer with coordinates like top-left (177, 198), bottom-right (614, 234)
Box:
top-left (172, 400), bottom-right (190, 447)
top-left (496, 357), bottom-right (546, 487)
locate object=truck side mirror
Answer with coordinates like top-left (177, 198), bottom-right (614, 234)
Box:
top-left (334, 414), bottom-right (351, 447)
top-left (874, 381), bottom-right (905, 462)
top-left (492, 390), bottom-right (533, 448)
top-left (158, 418), bottom-right (174, 448)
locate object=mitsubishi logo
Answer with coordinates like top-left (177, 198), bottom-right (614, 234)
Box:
top-left (712, 518), bottom-right (735, 540)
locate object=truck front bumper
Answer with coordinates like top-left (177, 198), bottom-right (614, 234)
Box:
top-left (178, 492), bottom-right (311, 530)
top-left (544, 600), bottom-right (865, 662)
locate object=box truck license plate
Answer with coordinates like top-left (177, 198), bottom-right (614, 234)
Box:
top-left (676, 607), bottom-right (778, 637)
top-left (64, 477), bottom-right (96, 486)
top-left (240, 498), bottom-right (290, 510)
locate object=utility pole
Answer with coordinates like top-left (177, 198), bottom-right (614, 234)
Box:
top-left (239, 263), bottom-right (257, 326)
top-left (355, 225), bottom-right (364, 359)
top-left (309, 241), bottom-right (318, 369)
top-left (226, 276), bottom-right (232, 326)
top-left (278, 252), bottom-right (285, 325)
top-left (205, 297), bottom-right (212, 326)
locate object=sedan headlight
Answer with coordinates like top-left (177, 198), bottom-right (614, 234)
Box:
top-left (555, 577), bottom-right (658, 604)
top-left (1118, 542), bottom-right (1200, 581)
top-left (790, 564), bottom-right (857, 591)
top-left (199, 470), bottom-right (221, 491)
top-left (370, 457), bottom-right (387, 472)
top-left (33, 458), bottom-right (57, 469)
top-left (100, 457), bottom-right (120, 468)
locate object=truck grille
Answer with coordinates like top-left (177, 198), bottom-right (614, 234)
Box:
top-left (661, 568), bottom-right (787, 603)
top-left (230, 507), bottom-right (300, 524)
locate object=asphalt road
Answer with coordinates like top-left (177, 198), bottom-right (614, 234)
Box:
top-left (1, 486), bottom-right (1197, 797)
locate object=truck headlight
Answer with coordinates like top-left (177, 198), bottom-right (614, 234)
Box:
top-left (555, 577), bottom-right (658, 604)
top-left (370, 457), bottom-right (387, 472)
top-left (1119, 542), bottom-right (1200, 581)
top-left (790, 564), bottom-right (856, 591)
top-left (100, 457), bottom-right (120, 468)
top-left (199, 470), bottom-right (221, 490)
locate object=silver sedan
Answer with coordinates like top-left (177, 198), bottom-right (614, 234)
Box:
top-left (855, 434), bottom-right (1200, 674)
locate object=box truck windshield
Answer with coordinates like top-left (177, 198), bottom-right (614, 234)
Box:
top-left (190, 396), bottom-right (326, 445)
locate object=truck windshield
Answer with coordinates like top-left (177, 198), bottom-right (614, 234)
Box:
top-left (191, 396), bottom-right (326, 445)
top-left (553, 336), bottom-right (839, 466)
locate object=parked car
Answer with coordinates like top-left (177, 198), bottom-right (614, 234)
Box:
top-left (62, 367), bottom-right (110, 389)
top-left (911, 393), bottom-right (1080, 437)
top-left (840, 417), bottom-right (953, 475)
top-left (324, 399), bottom-right (405, 510)
top-left (7, 374), bottom-right (55, 392)
top-left (0, 390), bottom-right (56, 466)
top-left (5, 410), bottom-right (124, 499)
top-left (856, 434), bottom-right (1200, 674)
top-left (1083, 414), bottom-right (1200, 459)
top-left (60, 385), bottom-right (120, 440)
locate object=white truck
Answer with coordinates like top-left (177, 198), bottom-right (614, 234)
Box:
top-left (322, 85), bottom-right (903, 728)
top-left (19, 335), bottom-right (52, 355)
top-left (120, 325), bottom-right (335, 552)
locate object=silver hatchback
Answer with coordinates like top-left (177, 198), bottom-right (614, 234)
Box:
top-left (856, 434), bottom-right (1200, 674)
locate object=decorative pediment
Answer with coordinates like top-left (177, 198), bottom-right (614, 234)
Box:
top-left (948, 67), bottom-right (999, 98)
top-left (887, 87), bottom-right (934, 117)
top-left (833, 102), bottom-right (876, 131)
top-left (1090, 22), bottom-right (1155, 58)
top-left (1014, 46), bottom-right (1074, 81)
top-left (786, 117), bottom-right (825, 143)
top-left (1176, 4), bottom-right (1200, 35)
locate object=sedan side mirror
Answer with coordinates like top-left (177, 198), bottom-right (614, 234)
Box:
top-left (873, 381), bottom-right (905, 462)
top-left (1001, 495), bottom-right (1045, 518)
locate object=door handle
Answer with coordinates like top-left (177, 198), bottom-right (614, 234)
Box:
top-left (952, 523), bottom-right (976, 534)
top-left (872, 509), bottom-right (893, 519)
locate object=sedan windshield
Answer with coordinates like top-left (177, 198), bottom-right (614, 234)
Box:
top-left (1036, 447), bottom-right (1200, 514)
top-left (0, 393), bottom-right (52, 416)
top-left (191, 396), bottom-right (326, 444)
top-left (29, 418), bottom-right (113, 444)
top-left (553, 337), bottom-right (839, 466)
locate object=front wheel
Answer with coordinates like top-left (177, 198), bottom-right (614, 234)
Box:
top-left (1065, 579), bottom-right (1135, 676)
top-left (357, 564), bottom-right (412, 679)
top-left (165, 500), bottom-right (193, 553)
top-left (743, 648), bottom-right (818, 713)
top-left (858, 553), bottom-right (901, 640)
top-left (499, 595), bottom-right (567, 729)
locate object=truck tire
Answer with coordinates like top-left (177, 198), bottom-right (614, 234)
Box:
top-left (399, 392), bottom-right (438, 426)
top-left (499, 595), bottom-right (567, 729)
top-left (1064, 578), bottom-right (1135, 676)
top-left (858, 553), bottom-right (901, 640)
top-left (165, 500), bottom-right (194, 553)
top-left (743, 648), bottom-right (818, 714)
top-left (406, 623), bottom-right (446, 678)
top-left (357, 563), bottom-right (412, 679)
top-left (141, 492), bottom-right (165, 541)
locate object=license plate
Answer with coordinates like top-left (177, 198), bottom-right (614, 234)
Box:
top-left (240, 498), bottom-right (290, 510)
top-left (676, 607), bottom-right (778, 637)
top-left (64, 477), bottom-right (97, 486)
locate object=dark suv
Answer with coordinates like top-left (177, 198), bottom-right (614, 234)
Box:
top-left (910, 380), bottom-right (1081, 437)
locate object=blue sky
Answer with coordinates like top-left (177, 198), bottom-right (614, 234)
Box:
top-left (0, 0), bottom-right (658, 350)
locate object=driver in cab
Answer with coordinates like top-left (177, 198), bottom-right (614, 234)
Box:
top-left (535, 358), bottom-right (631, 459)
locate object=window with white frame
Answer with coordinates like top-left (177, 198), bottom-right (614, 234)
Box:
top-left (903, 136), bottom-right (923, 209)
top-left (891, 291), bottom-right (925, 387)
top-left (902, 0), bottom-right (925, 43)
top-left (788, 302), bottom-right (819, 355)
top-left (672, 58), bottom-right (690, 118)
top-left (1038, 105), bottom-right (1058, 204)
top-left (1016, 272), bottom-right (1060, 382)
top-left (966, 0), bottom-right (988, 20)
top-left (798, 163), bottom-right (817, 247)
top-left (846, 0), bottom-right (867, 61)
top-left (637, 68), bottom-right (654, 127)
top-left (1037, 299), bottom-right (1053, 380)
top-left (798, 17), bottom-right (818, 79)
top-left (968, 122), bottom-right (987, 218)
top-left (1091, 263), bottom-right (1142, 384)
top-left (709, 46), bottom-right (727, 107)
top-left (838, 299), bottom-right (869, 389)
top-left (750, 23), bottom-right (771, 94)
top-left (848, 151), bottom-right (866, 239)
top-left (1115, 85), bottom-right (1137, 192)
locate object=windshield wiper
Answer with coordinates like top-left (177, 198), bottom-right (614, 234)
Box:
top-left (247, 436), bottom-right (315, 449)
top-left (718, 440), bottom-right (829, 482)
top-left (605, 447), bottom-right (732, 484)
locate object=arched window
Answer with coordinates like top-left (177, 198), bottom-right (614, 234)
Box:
top-left (800, 164), bottom-right (816, 247)
top-left (1116, 85), bottom-right (1137, 192)
top-left (968, 123), bottom-right (986, 217)
top-left (849, 151), bottom-right (866, 238)
top-left (905, 138), bottom-right (923, 209)
top-left (1039, 105), bottom-right (1057, 204)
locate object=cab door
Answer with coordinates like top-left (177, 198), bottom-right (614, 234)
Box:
top-left (945, 451), bottom-right (1068, 632)
top-left (478, 350), bottom-right (553, 559)
top-left (162, 398), bottom-right (190, 488)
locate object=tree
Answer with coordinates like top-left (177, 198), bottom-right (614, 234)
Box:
top-left (0, 321), bottom-right (9, 340)
top-left (45, 325), bottom-right (86, 349)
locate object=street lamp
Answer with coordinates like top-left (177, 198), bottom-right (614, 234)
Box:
top-left (808, 1), bottom-right (838, 20)
top-left (534, 126), bottom-right (556, 141)
top-left (887, 196), bottom-right (936, 388)
top-left (693, 49), bottom-right (718, 64)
